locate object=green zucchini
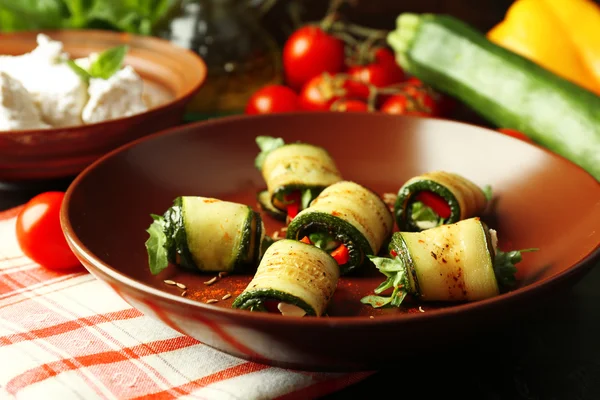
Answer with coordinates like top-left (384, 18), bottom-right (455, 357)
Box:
top-left (387, 13), bottom-right (600, 181)
top-left (145, 196), bottom-right (265, 275)
top-left (286, 181), bottom-right (394, 275)
top-left (255, 136), bottom-right (343, 216)
top-left (394, 170), bottom-right (489, 232)
top-left (232, 239), bottom-right (340, 317)
top-left (361, 217), bottom-right (536, 307)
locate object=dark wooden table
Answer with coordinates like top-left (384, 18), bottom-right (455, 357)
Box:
top-left (2, 153), bottom-right (599, 400)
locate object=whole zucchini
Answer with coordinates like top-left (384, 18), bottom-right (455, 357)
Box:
top-left (387, 13), bottom-right (600, 181)
top-left (232, 239), bottom-right (339, 317)
top-left (145, 196), bottom-right (265, 275)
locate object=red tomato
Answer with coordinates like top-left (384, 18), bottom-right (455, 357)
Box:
top-left (16, 192), bottom-right (81, 270)
top-left (283, 26), bottom-right (346, 91)
top-left (245, 85), bottom-right (299, 114)
top-left (298, 73), bottom-right (364, 111)
top-left (497, 128), bottom-right (532, 142)
top-left (332, 99), bottom-right (369, 112)
top-left (379, 94), bottom-right (433, 117)
top-left (347, 48), bottom-right (404, 88)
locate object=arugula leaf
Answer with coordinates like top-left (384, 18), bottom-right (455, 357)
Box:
top-left (255, 136), bottom-right (285, 170)
top-left (482, 185), bottom-right (493, 201)
top-left (411, 201), bottom-right (445, 230)
top-left (88, 45), bottom-right (128, 79)
top-left (66, 60), bottom-right (91, 83)
top-left (494, 248), bottom-right (538, 289)
top-left (145, 214), bottom-right (169, 275)
top-left (360, 255), bottom-right (410, 308)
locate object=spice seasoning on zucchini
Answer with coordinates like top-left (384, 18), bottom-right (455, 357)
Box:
top-left (394, 171), bottom-right (489, 232)
top-left (387, 13), bottom-right (600, 181)
top-left (286, 181), bottom-right (394, 275)
top-left (255, 136), bottom-right (343, 221)
top-left (360, 217), bottom-right (537, 307)
top-left (231, 239), bottom-right (340, 317)
top-left (145, 196), bottom-right (265, 275)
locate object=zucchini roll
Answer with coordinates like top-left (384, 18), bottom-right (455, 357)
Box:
top-left (145, 196), bottom-right (265, 275)
top-left (394, 171), bottom-right (490, 232)
top-left (255, 136), bottom-right (342, 221)
top-left (286, 181), bottom-right (394, 275)
top-left (361, 217), bottom-right (536, 307)
top-left (232, 239), bottom-right (339, 317)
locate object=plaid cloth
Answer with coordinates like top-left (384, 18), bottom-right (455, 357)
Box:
top-left (0, 207), bottom-right (373, 399)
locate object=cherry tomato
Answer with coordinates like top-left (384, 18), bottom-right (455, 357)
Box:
top-left (299, 73), bottom-right (347, 111)
top-left (348, 48), bottom-right (404, 88)
top-left (16, 192), bottom-right (81, 270)
top-left (331, 99), bottom-right (369, 112)
top-left (380, 94), bottom-right (433, 117)
top-left (497, 128), bottom-right (532, 142)
top-left (283, 26), bottom-right (346, 91)
top-left (245, 85), bottom-right (299, 115)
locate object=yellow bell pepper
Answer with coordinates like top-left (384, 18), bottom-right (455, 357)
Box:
top-left (488, 0), bottom-right (600, 95)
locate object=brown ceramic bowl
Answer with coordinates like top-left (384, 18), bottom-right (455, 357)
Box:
top-left (61, 113), bottom-right (600, 371)
top-left (0, 30), bottom-right (206, 182)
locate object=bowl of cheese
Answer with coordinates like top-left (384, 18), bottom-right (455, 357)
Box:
top-left (0, 30), bottom-right (206, 181)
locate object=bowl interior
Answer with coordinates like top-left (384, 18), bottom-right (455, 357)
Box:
top-left (63, 113), bottom-right (600, 320)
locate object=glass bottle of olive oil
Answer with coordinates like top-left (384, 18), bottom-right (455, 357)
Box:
top-left (158, 0), bottom-right (282, 120)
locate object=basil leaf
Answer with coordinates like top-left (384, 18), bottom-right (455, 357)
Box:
top-left (255, 136), bottom-right (285, 170)
top-left (145, 214), bottom-right (169, 275)
top-left (360, 295), bottom-right (392, 308)
top-left (482, 185), bottom-right (493, 201)
top-left (494, 247), bottom-right (538, 289)
top-left (88, 44), bottom-right (128, 79)
top-left (66, 60), bottom-right (91, 83)
top-left (411, 201), bottom-right (444, 230)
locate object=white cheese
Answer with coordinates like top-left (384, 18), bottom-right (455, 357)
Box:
top-left (82, 65), bottom-right (148, 124)
top-left (0, 34), bottom-right (88, 128)
top-left (277, 302), bottom-right (306, 317)
top-left (0, 72), bottom-right (49, 131)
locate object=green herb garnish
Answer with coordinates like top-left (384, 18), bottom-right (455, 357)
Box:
top-left (360, 255), bottom-right (410, 308)
top-left (308, 232), bottom-right (340, 252)
top-left (145, 214), bottom-right (169, 275)
top-left (411, 201), bottom-right (445, 230)
top-left (255, 136), bottom-right (285, 170)
top-left (0, 0), bottom-right (180, 35)
top-left (494, 248), bottom-right (538, 289)
top-left (66, 45), bottom-right (128, 82)
top-left (483, 185), bottom-right (493, 201)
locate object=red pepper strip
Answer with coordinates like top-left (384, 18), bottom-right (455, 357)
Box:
top-left (330, 244), bottom-right (350, 265)
top-left (300, 236), bottom-right (311, 244)
top-left (390, 250), bottom-right (398, 257)
top-left (284, 191), bottom-right (302, 220)
top-left (414, 191), bottom-right (452, 219)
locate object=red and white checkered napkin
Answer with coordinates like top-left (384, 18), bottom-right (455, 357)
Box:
top-left (0, 207), bottom-right (373, 399)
